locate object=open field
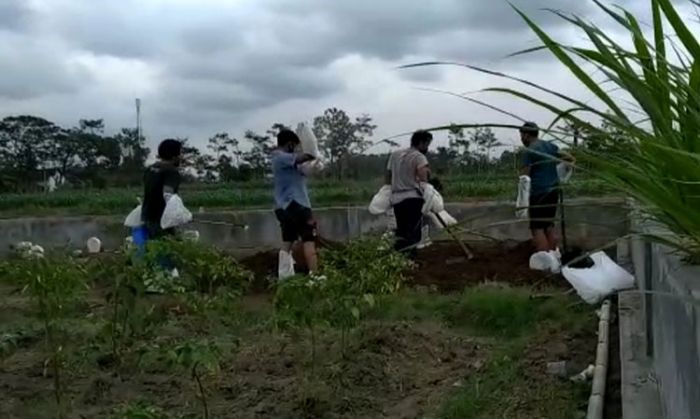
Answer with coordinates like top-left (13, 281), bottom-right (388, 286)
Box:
top-left (0, 237), bottom-right (619, 419)
top-left (0, 177), bottom-right (611, 217)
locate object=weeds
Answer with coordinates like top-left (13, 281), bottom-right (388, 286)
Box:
top-left (166, 340), bottom-right (220, 419)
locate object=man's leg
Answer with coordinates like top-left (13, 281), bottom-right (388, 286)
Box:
top-left (393, 198), bottom-right (424, 258)
top-left (531, 228), bottom-right (550, 252)
top-left (289, 202), bottom-right (319, 274)
top-left (545, 225), bottom-right (559, 251)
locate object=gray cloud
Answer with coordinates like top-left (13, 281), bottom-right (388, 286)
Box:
top-left (0, 0), bottom-right (31, 31)
top-left (0, 33), bottom-right (89, 99)
top-left (0, 0), bottom-right (667, 149)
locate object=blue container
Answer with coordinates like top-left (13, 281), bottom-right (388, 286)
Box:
top-left (132, 225), bottom-right (148, 257)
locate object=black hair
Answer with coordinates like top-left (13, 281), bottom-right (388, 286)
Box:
top-left (410, 130), bottom-right (433, 147)
top-left (519, 121), bottom-right (539, 137)
top-left (277, 129), bottom-right (300, 148)
top-left (158, 139), bottom-right (182, 160)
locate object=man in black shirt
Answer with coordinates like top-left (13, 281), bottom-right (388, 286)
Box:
top-left (141, 139), bottom-right (182, 239)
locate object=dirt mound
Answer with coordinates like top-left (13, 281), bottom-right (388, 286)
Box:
top-left (410, 240), bottom-right (567, 292)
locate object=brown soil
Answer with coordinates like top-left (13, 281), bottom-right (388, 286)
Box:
top-left (240, 239), bottom-right (570, 294)
top-left (410, 240), bottom-right (568, 292)
top-left (0, 319), bottom-right (486, 419)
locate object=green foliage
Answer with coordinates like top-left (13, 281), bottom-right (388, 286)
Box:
top-left (166, 340), bottom-right (220, 419)
top-left (274, 235), bottom-right (412, 363)
top-left (406, 0), bottom-right (700, 258)
top-left (6, 255), bottom-right (88, 416)
top-left (146, 239), bottom-right (253, 295)
top-left (114, 402), bottom-right (171, 419)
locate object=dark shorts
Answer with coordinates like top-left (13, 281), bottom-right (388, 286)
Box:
top-left (529, 189), bottom-right (560, 230)
top-left (275, 201), bottom-right (316, 243)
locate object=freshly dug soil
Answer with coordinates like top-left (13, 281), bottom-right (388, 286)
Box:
top-left (410, 240), bottom-right (569, 292)
top-left (241, 239), bottom-right (571, 293)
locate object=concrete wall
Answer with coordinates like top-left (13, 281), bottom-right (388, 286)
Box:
top-left (0, 197), bottom-right (628, 256)
top-left (630, 234), bottom-right (700, 419)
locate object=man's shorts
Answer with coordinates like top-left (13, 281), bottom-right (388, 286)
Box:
top-left (274, 201), bottom-right (317, 243)
top-left (529, 189), bottom-right (560, 230)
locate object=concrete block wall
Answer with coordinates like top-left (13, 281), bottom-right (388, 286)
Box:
top-left (0, 198), bottom-right (628, 256)
top-left (630, 237), bottom-right (700, 419)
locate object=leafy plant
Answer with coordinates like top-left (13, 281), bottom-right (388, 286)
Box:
top-left (405, 0), bottom-right (700, 259)
top-left (6, 255), bottom-right (88, 417)
top-left (147, 239), bottom-right (253, 295)
top-left (166, 340), bottom-right (220, 419)
top-left (114, 401), bottom-right (170, 419)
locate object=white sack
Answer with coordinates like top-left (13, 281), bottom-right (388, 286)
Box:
top-left (124, 204), bottom-right (143, 227)
top-left (529, 250), bottom-right (561, 273)
top-left (557, 162), bottom-right (573, 184)
top-left (421, 183), bottom-right (445, 214)
top-left (299, 159), bottom-right (325, 176)
top-left (296, 122), bottom-right (320, 158)
top-left (160, 194), bottom-right (192, 230)
top-left (278, 250), bottom-right (295, 280)
top-left (516, 175), bottom-right (530, 219)
top-left (427, 210), bottom-right (458, 230)
top-left (369, 185), bottom-right (392, 215)
top-left (562, 251), bottom-right (635, 304)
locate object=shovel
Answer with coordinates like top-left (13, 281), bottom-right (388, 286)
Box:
top-left (433, 211), bottom-right (474, 260)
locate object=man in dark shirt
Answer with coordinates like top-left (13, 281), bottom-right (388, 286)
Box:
top-left (519, 122), bottom-right (574, 252)
top-left (141, 139), bottom-right (182, 240)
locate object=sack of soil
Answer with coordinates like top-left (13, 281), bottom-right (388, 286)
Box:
top-left (562, 251), bottom-right (634, 304)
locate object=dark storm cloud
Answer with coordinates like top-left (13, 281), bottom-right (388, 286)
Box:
top-left (0, 0), bottom-right (615, 142)
top-left (0, 0), bottom-right (31, 31)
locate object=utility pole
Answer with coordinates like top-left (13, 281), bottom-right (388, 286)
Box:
top-left (135, 98), bottom-right (142, 141)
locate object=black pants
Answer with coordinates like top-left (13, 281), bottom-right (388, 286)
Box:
top-left (393, 198), bottom-right (424, 258)
top-left (529, 189), bottom-right (560, 230)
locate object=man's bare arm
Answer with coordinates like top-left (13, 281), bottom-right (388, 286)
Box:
top-left (295, 153), bottom-right (316, 165)
top-left (416, 164), bottom-right (430, 183)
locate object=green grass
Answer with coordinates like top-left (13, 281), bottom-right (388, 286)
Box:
top-left (0, 176), bottom-right (611, 217)
top-left (372, 287), bottom-right (593, 418)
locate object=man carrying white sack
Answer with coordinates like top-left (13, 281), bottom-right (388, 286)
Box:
top-left (142, 139), bottom-right (183, 240)
top-left (519, 122), bottom-right (575, 252)
top-left (272, 129), bottom-right (319, 274)
top-left (385, 130), bottom-right (433, 259)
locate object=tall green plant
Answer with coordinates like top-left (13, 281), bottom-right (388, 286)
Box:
top-left (404, 0), bottom-right (700, 259)
top-left (9, 255), bottom-right (88, 417)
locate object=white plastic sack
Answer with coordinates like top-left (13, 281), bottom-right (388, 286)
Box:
top-left (124, 204), bottom-right (143, 227)
top-left (296, 122), bottom-right (320, 158)
top-left (427, 210), bottom-right (458, 230)
top-left (421, 183), bottom-right (445, 214)
top-left (516, 175), bottom-right (530, 219)
top-left (529, 250), bottom-right (561, 273)
top-left (562, 251), bottom-right (635, 304)
top-left (557, 162), bottom-right (573, 184)
top-left (369, 185), bottom-right (392, 215)
top-left (299, 159), bottom-right (325, 176)
top-left (160, 194), bottom-right (192, 230)
top-left (86, 237), bottom-right (102, 254)
top-left (278, 250), bottom-right (295, 280)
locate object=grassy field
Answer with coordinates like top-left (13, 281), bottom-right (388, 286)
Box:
top-left (0, 176), bottom-right (612, 217)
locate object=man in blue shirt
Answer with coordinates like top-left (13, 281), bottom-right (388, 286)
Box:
top-left (520, 122), bottom-right (574, 252)
top-left (271, 129), bottom-right (318, 272)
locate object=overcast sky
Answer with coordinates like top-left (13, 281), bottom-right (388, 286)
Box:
top-left (0, 0), bottom-right (695, 153)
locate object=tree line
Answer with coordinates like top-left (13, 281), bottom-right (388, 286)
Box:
top-left (0, 107), bottom-right (537, 192)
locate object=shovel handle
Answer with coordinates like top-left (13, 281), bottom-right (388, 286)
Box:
top-left (433, 211), bottom-right (474, 260)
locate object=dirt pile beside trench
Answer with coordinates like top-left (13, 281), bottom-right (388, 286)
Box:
top-left (410, 240), bottom-right (568, 292)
